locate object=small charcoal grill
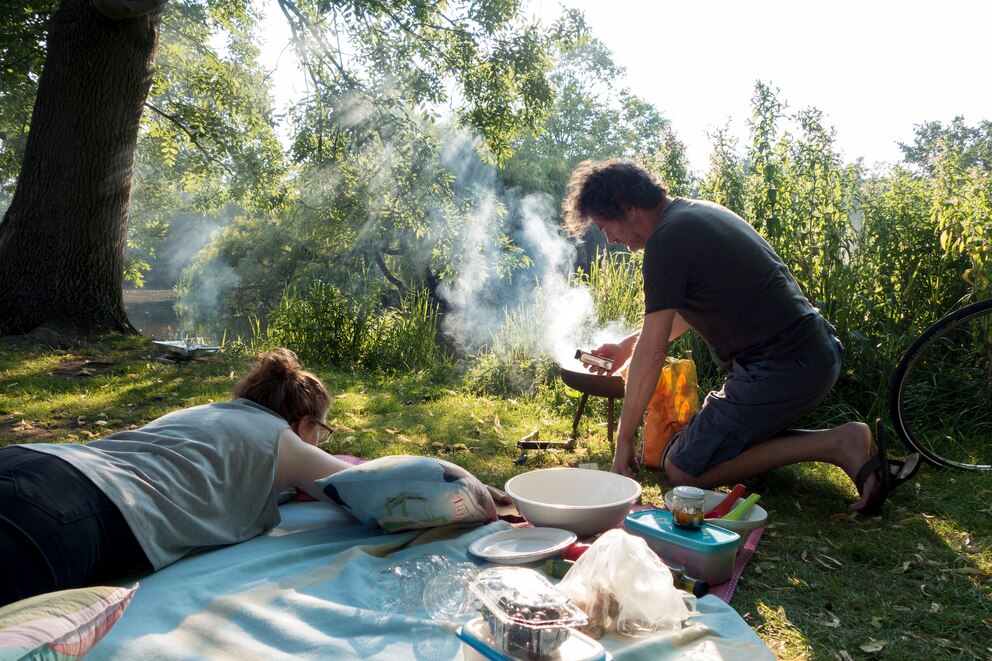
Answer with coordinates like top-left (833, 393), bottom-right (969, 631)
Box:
top-left (515, 366), bottom-right (625, 464)
top-left (153, 340), bottom-right (222, 361)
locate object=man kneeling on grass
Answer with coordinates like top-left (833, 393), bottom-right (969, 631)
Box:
top-left (562, 158), bottom-right (918, 515)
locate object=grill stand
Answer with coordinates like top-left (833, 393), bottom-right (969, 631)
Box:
top-left (514, 369), bottom-right (624, 465)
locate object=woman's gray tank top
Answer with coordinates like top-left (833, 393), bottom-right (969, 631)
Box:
top-left (26, 399), bottom-right (288, 569)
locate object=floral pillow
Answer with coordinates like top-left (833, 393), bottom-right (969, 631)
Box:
top-left (317, 455), bottom-right (498, 533)
top-left (0, 583), bottom-right (137, 660)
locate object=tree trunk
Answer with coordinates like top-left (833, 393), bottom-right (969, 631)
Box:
top-left (0, 0), bottom-right (163, 337)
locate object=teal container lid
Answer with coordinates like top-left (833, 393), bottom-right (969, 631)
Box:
top-left (624, 509), bottom-right (740, 553)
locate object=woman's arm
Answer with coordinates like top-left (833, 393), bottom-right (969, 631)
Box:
top-left (275, 429), bottom-right (353, 503)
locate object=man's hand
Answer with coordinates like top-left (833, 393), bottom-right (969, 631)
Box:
top-left (610, 442), bottom-right (640, 477)
top-left (587, 343), bottom-right (631, 375)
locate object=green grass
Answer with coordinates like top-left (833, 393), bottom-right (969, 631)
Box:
top-left (1, 336), bottom-right (990, 659)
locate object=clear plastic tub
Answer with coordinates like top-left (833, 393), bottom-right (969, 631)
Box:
top-left (457, 616), bottom-right (608, 661)
top-left (623, 509), bottom-right (741, 584)
top-left (467, 567), bottom-right (588, 658)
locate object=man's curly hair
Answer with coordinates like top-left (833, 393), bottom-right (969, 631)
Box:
top-left (561, 159), bottom-right (668, 236)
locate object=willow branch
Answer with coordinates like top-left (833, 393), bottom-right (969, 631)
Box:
top-left (142, 102), bottom-right (235, 175)
top-left (373, 249), bottom-right (407, 297)
top-left (277, 0), bottom-right (356, 86)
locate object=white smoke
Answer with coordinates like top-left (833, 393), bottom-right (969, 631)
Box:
top-left (176, 256), bottom-right (240, 334)
top-left (435, 137), bottom-right (632, 365)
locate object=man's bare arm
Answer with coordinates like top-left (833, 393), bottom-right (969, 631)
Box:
top-left (611, 308), bottom-right (677, 475)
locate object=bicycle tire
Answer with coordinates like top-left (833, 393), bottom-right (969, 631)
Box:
top-left (889, 298), bottom-right (992, 471)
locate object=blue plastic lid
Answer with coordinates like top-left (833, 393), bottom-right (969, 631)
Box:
top-left (456, 622), bottom-right (515, 661)
top-left (624, 509), bottom-right (740, 553)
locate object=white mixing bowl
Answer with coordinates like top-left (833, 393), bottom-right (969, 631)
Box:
top-left (505, 468), bottom-right (642, 538)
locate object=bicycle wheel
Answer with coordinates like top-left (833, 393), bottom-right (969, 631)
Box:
top-left (889, 298), bottom-right (992, 471)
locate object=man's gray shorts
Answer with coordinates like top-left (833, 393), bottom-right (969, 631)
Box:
top-left (666, 335), bottom-right (843, 477)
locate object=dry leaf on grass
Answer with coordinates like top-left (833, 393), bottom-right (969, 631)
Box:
top-left (819, 553), bottom-right (843, 567)
top-left (818, 614), bottom-right (841, 628)
top-left (859, 639), bottom-right (887, 652)
top-left (819, 535), bottom-right (840, 549)
top-left (950, 567), bottom-right (985, 576)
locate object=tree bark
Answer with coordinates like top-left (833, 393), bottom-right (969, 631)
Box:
top-left (0, 0), bottom-right (164, 337)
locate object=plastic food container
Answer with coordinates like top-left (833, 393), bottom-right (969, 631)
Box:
top-left (457, 616), bottom-right (607, 661)
top-left (467, 566), bottom-right (588, 658)
top-left (623, 510), bottom-right (741, 584)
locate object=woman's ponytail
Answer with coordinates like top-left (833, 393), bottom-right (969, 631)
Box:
top-left (232, 349), bottom-right (330, 424)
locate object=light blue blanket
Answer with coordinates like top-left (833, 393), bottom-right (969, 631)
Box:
top-left (93, 502), bottom-right (773, 660)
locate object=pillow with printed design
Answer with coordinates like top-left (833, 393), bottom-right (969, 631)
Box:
top-left (317, 455), bottom-right (498, 533)
top-left (0, 583), bottom-right (138, 661)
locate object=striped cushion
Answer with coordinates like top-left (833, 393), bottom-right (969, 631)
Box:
top-left (0, 584), bottom-right (137, 660)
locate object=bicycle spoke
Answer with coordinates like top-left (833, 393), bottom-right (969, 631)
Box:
top-left (891, 300), bottom-right (992, 471)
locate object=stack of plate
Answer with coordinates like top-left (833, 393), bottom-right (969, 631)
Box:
top-left (468, 528), bottom-right (577, 565)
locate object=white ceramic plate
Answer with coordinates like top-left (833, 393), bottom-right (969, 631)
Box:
top-left (468, 527), bottom-right (577, 565)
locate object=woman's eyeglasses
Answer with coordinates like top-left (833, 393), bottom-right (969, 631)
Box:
top-left (315, 420), bottom-right (333, 443)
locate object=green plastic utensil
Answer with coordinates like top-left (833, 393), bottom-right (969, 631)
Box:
top-left (721, 493), bottom-right (761, 521)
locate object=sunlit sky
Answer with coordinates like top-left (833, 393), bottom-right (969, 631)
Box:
top-left (260, 0), bottom-right (991, 172)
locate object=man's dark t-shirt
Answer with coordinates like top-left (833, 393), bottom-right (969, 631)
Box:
top-left (642, 198), bottom-right (830, 369)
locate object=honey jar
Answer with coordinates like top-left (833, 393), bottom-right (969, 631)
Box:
top-left (671, 486), bottom-right (706, 529)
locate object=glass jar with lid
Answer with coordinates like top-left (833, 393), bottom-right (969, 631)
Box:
top-left (670, 486), bottom-right (706, 529)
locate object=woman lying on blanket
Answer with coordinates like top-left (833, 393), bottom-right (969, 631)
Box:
top-left (0, 348), bottom-right (509, 607)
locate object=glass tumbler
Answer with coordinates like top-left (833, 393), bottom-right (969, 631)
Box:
top-left (368, 553), bottom-right (453, 613)
top-left (423, 562), bottom-right (480, 622)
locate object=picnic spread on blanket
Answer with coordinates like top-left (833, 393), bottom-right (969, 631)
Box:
top-left (68, 457), bottom-right (775, 661)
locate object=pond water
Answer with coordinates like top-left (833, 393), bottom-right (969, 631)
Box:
top-left (123, 289), bottom-right (251, 344)
top-left (123, 289), bottom-right (180, 340)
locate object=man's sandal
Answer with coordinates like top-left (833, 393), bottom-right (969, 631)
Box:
top-left (853, 419), bottom-right (891, 516)
top-left (888, 452), bottom-right (922, 489)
